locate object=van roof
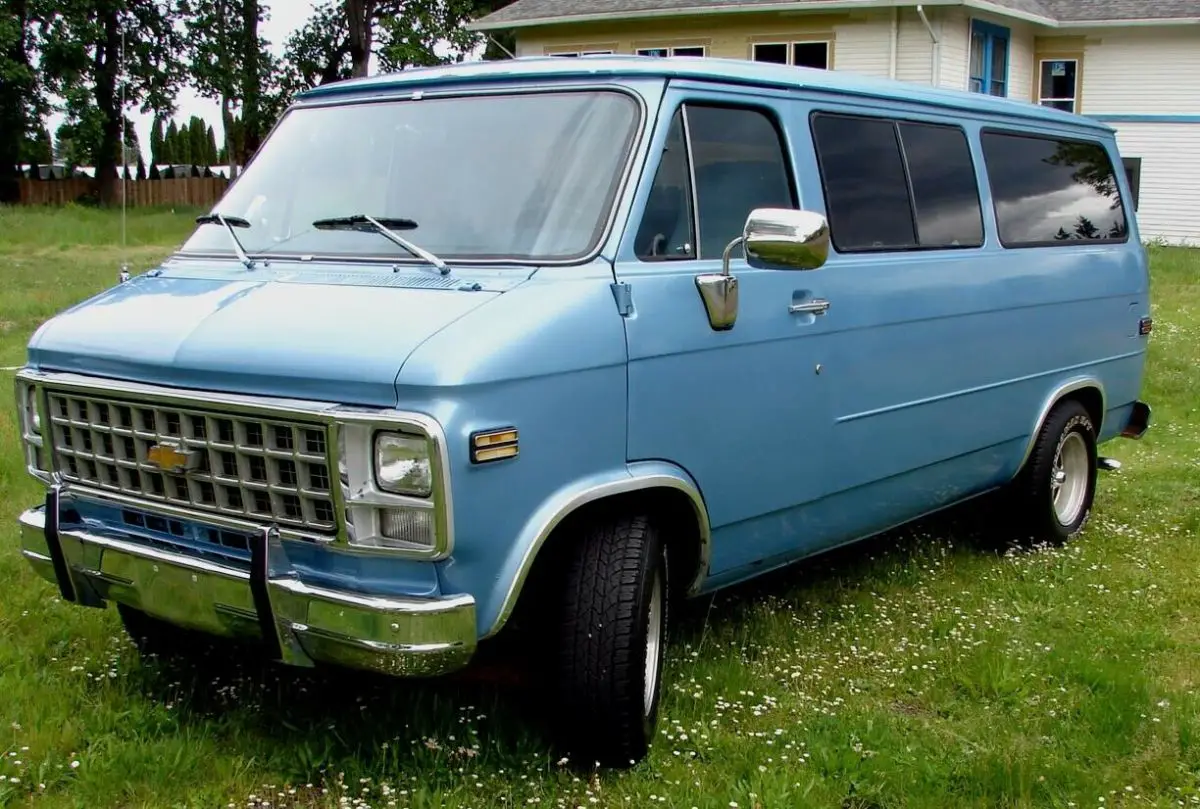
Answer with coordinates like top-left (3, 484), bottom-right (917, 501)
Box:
top-left (296, 54), bottom-right (1113, 134)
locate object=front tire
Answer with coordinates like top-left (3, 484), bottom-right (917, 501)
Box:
top-left (1010, 399), bottom-right (1098, 544)
top-left (553, 514), bottom-right (668, 768)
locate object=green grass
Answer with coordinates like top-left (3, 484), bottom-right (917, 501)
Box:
top-left (1, 206), bottom-right (1199, 808)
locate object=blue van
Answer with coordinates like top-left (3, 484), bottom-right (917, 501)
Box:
top-left (14, 55), bottom-right (1152, 766)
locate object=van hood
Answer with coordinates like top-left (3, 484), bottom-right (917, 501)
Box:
top-left (26, 261), bottom-right (522, 406)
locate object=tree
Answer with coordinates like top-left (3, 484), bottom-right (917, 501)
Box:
top-left (277, 0), bottom-right (487, 100)
top-left (1, 0), bottom-right (51, 201)
top-left (183, 0), bottom-right (274, 174)
top-left (163, 118), bottom-right (179, 163)
top-left (149, 115), bottom-right (164, 164)
top-left (20, 122), bottom-right (53, 164)
top-left (135, 153), bottom-right (146, 179)
top-left (40, 0), bottom-right (185, 205)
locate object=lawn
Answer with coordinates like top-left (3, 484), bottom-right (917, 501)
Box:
top-left (1, 206), bottom-right (1198, 809)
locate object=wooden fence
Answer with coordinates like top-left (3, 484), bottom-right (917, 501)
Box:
top-left (17, 177), bottom-right (230, 208)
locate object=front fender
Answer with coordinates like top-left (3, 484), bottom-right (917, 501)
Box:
top-left (479, 460), bottom-right (709, 639)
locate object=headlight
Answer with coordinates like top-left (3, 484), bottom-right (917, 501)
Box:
top-left (373, 432), bottom-right (433, 497)
top-left (15, 380), bottom-right (40, 435)
top-left (13, 378), bottom-right (46, 475)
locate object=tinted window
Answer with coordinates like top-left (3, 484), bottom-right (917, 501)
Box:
top-left (686, 105), bottom-right (795, 259)
top-left (811, 114), bottom-right (916, 251)
top-left (897, 122), bottom-right (984, 247)
top-left (982, 131), bottom-right (1128, 246)
top-left (635, 109), bottom-right (696, 260)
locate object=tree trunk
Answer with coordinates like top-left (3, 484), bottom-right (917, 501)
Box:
top-left (0, 0), bottom-right (32, 203)
top-left (221, 96), bottom-right (238, 179)
top-left (94, 7), bottom-right (122, 206)
top-left (240, 0), bottom-right (262, 160)
top-left (347, 0), bottom-right (372, 78)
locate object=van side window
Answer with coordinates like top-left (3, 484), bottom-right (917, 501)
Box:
top-left (811, 113), bottom-right (984, 252)
top-left (634, 109), bottom-right (696, 261)
top-left (811, 114), bottom-right (916, 251)
top-left (897, 122), bottom-right (984, 248)
top-left (685, 104), bottom-right (796, 259)
top-left (981, 131), bottom-right (1128, 246)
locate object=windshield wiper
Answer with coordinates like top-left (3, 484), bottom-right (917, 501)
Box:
top-left (195, 213), bottom-right (256, 269)
top-left (312, 214), bottom-right (448, 274)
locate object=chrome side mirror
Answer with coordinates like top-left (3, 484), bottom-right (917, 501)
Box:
top-left (744, 208), bottom-right (830, 270)
top-left (695, 208), bottom-right (830, 331)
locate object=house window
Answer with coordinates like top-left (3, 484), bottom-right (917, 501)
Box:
top-left (547, 49), bottom-right (614, 57)
top-left (752, 41), bottom-right (830, 69)
top-left (636, 45), bottom-right (707, 58)
top-left (1123, 157), bottom-right (1141, 211)
top-left (1039, 59), bottom-right (1079, 112)
top-left (968, 20), bottom-right (1009, 96)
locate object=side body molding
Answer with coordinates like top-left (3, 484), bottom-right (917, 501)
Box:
top-left (1013, 376), bottom-right (1107, 477)
top-left (480, 460), bottom-right (710, 639)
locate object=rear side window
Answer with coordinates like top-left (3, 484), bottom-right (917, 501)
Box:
top-left (811, 113), bottom-right (983, 252)
top-left (811, 114), bottom-right (915, 250)
top-left (898, 122), bottom-right (985, 248)
top-left (981, 131), bottom-right (1128, 246)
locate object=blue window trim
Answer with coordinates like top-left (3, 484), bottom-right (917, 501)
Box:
top-left (969, 19), bottom-right (1010, 98)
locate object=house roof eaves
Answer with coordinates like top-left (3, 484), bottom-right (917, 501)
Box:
top-left (468, 0), bottom-right (1200, 31)
top-left (465, 0), bottom-right (957, 31)
top-left (1054, 16), bottom-right (1200, 26)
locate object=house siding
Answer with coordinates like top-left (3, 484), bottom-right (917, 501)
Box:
top-left (512, 12), bottom-right (1200, 245)
top-left (1110, 123), bottom-right (1200, 246)
top-left (940, 7), bottom-right (1035, 100)
top-left (513, 9), bottom-right (924, 79)
top-left (894, 8), bottom-right (935, 85)
top-left (1075, 28), bottom-right (1200, 245)
top-left (1074, 28), bottom-right (1200, 114)
top-left (514, 11), bottom-right (858, 60)
top-left (829, 12), bottom-right (894, 77)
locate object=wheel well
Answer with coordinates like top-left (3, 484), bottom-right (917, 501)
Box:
top-left (504, 487), bottom-right (706, 635)
top-left (1059, 386), bottom-right (1104, 434)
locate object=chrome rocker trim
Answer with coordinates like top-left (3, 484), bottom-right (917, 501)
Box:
top-left (19, 487), bottom-right (477, 678)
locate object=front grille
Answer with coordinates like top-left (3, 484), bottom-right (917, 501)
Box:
top-left (46, 390), bottom-right (337, 533)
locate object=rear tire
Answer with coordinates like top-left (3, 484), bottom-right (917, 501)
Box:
top-left (1009, 399), bottom-right (1098, 545)
top-left (552, 514), bottom-right (668, 768)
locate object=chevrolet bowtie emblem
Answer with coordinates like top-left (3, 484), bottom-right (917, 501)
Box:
top-left (146, 442), bottom-right (200, 474)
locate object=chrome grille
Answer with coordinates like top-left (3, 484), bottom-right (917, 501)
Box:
top-left (45, 390), bottom-right (337, 533)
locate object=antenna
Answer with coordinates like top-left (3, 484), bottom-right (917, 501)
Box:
top-left (119, 27), bottom-right (130, 284)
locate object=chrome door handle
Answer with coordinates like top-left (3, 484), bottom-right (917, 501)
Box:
top-left (789, 298), bottom-right (830, 315)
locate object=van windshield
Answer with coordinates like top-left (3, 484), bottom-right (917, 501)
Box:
top-left (179, 89), bottom-right (641, 263)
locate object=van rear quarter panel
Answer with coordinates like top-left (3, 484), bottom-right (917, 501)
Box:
top-left (785, 95), bottom-right (1148, 502)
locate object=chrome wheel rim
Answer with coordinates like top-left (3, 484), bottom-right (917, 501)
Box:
top-left (1052, 431), bottom-right (1089, 526)
top-left (643, 568), bottom-right (664, 717)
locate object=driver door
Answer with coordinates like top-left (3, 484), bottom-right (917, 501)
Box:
top-left (613, 86), bottom-right (838, 580)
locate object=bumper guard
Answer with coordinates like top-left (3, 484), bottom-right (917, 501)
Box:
top-left (19, 485), bottom-right (477, 678)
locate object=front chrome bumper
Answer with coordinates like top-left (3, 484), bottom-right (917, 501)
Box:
top-left (18, 488), bottom-right (477, 678)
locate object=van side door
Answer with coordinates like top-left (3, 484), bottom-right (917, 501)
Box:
top-left (612, 83), bottom-right (839, 581)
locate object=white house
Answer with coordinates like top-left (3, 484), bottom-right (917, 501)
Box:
top-left (469, 0), bottom-right (1200, 246)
